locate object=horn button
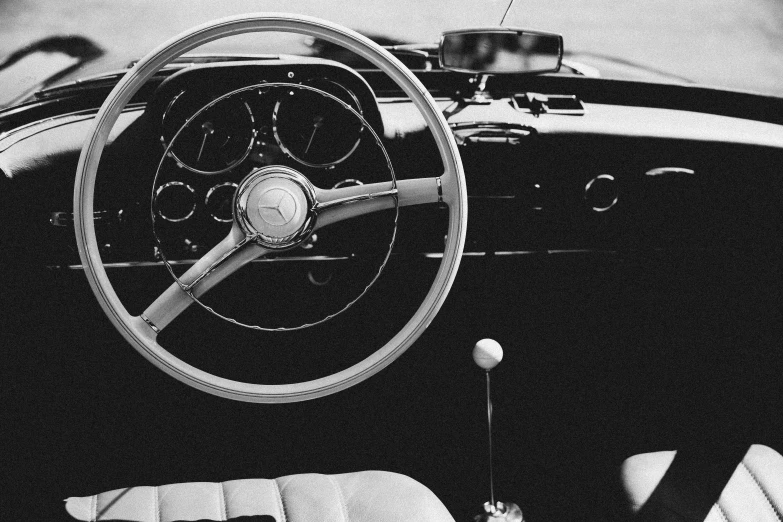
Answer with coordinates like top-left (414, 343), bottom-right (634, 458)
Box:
top-left (235, 166), bottom-right (317, 249)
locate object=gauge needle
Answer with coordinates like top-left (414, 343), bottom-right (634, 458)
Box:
top-left (197, 121), bottom-right (215, 162)
top-left (304, 115), bottom-right (324, 156)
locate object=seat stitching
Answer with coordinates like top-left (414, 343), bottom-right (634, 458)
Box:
top-left (741, 461), bottom-right (783, 522)
top-left (273, 478), bottom-right (288, 522)
top-left (218, 482), bottom-right (227, 521)
top-left (716, 501), bottom-right (730, 522)
top-left (328, 476), bottom-right (349, 522)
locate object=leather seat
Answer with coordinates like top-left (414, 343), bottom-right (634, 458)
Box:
top-left (64, 471), bottom-right (455, 522)
top-left (618, 444), bottom-right (783, 521)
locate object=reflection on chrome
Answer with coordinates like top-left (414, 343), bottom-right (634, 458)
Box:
top-left (60, 251), bottom-right (623, 270)
top-left (584, 174), bottom-right (618, 213)
top-left (154, 181), bottom-right (196, 222)
top-left (313, 188), bottom-right (398, 213)
top-left (205, 182), bottom-right (239, 222)
top-left (645, 167), bottom-right (696, 177)
top-left (332, 178), bottom-right (364, 189)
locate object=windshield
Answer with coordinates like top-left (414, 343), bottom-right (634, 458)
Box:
top-left (0, 0), bottom-right (782, 97)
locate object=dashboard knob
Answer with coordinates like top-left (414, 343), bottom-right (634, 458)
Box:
top-left (584, 174), bottom-right (618, 212)
top-left (473, 338), bottom-right (503, 370)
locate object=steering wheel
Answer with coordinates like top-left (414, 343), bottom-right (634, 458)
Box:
top-left (74, 13), bottom-right (467, 403)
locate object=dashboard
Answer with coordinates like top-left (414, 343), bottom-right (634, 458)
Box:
top-left (1, 56), bottom-right (783, 274)
top-left (3, 52), bottom-right (783, 522)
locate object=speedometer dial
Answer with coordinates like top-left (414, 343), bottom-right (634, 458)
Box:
top-left (162, 93), bottom-right (256, 175)
top-left (273, 81), bottom-right (363, 168)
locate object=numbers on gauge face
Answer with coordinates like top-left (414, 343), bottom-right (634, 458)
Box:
top-left (272, 80), bottom-right (364, 168)
top-left (161, 92), bottom-right (256, 175)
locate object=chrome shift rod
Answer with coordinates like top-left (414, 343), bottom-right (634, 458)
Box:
top-left (473, 339), bottom-right (524, 522)
top-left (486, 365), bottom-right (495, 508)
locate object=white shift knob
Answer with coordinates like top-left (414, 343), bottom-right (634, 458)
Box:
top-left (473, 338), bottom-right (503, 370)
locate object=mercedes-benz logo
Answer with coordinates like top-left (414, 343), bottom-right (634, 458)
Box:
top-left (257, 187), bottom-right (298, 226)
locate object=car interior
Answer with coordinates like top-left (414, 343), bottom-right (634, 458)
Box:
top-left (1, 11), bottom-right (782, 522)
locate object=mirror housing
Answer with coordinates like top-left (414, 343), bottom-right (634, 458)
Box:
top-left (439, 28), bottom-right (563, 75)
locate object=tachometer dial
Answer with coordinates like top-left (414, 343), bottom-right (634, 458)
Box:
top-left (162, 93), bottom-right (256, 175)
top-left (273, 82), bottom-right (363, 168)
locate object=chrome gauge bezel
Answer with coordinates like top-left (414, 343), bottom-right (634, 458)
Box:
top-left (272, 79), bottom-right (364, 168)
top-left (161, 90), bottom-right (257, 175)
top-left (205, 182), bottom-right (239, 223)
top-left (154, 181), bottom-right (197, 222)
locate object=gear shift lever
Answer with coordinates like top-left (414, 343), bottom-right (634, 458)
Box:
top-left (472, 339), bottom-right (524, 522)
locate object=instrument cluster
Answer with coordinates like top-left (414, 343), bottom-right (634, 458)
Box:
top-left (159, 77), bottom-right (364, 178)
top-left (147, 61), bottom-right (385, 256)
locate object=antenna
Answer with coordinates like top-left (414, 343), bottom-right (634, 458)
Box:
top-left (499, 0), bottom-right (517, 26)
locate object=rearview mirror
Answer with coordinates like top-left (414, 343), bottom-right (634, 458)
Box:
top-left (439, 28), bottom-right (563, 75)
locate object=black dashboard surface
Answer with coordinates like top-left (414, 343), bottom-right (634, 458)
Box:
top-left (2, 58), bottom-right (783, 522)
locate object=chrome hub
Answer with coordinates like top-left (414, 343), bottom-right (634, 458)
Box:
top-left (257, 187), bottom-right (299, 227)
top-left (234, 165), bottom-right (317, 249)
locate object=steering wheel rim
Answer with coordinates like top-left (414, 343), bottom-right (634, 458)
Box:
top-left (74, 13), bottom-right (467, 403)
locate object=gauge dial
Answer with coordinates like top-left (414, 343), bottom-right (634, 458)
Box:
top-left (205, 182), bottom-right (238, 223)
top-left (273, 82), bottom-right (363, 168)
top-left (162, 93), bottom-right (256, 175)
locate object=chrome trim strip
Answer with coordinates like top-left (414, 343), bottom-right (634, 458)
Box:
top-left (313, 188), bottom-right (398, 212)
top-left (140, 314), bottom-right (160, 334)
top-left (645, 167), bottom-right (695, 177)
top-left (57, 255), bottom-right (353, 270)
top-left (58, 249), bottom-right (618, 272)
top-left (423, 249), bottom-right (616, 259)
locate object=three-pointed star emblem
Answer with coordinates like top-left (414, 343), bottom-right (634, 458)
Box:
top-left (257, 188), bottom-right (298, 226)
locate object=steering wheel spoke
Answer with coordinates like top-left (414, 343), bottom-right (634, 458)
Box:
top-left (313, 177), bottom-right (442, 231)
top-left (140, 224), bottom-right (268, 333)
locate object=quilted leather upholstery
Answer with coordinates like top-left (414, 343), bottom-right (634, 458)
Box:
top-left (64, 471), bottom-right (455, 522)
top-left (619, 444), bottom-right (783, 521)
